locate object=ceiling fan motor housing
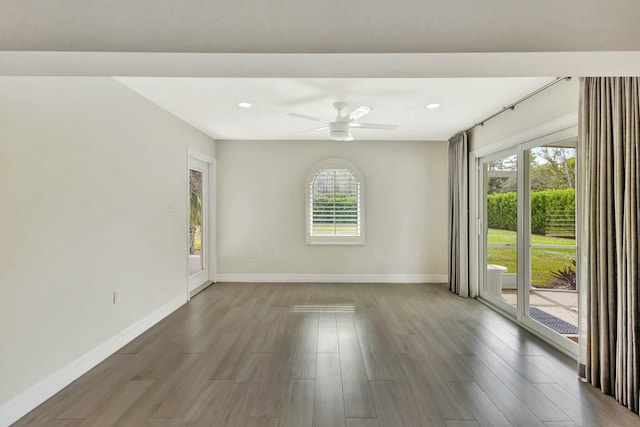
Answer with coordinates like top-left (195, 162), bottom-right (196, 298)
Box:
top-left (330, 121), bottom-right (351, 141)
top-left (288, 103), bottom-right (395, 141)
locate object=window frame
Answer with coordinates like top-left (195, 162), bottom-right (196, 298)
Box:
top-left (306, 158), bottom-right (365, 245)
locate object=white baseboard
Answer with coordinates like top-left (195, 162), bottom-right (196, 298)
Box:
top-left (0, 294), bottom-right (187, 427)
top-left (215, 273), bottom-right (447, 284)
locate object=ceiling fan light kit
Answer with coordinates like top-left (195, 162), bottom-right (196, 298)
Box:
top-left (288, 102), bottom-right (398, 141)
top-left (330, 121), bottom-right (353, 141)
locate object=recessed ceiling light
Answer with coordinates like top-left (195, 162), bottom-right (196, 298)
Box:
top-left (238, 102), bottom-right (252, 108)
top-left (426, 103), bottom-right (441, 109)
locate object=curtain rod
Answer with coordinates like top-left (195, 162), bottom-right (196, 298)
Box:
top-left (454, 76), bottom-right (572, 138)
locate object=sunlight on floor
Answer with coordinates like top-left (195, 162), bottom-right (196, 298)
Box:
top-left (291, 304), bottom-right (356, 313)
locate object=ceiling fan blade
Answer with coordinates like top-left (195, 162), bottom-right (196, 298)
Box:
top-left (348, 106), bottom-right (372, 121)
top-left (287, 112), bottom-right (331, 123)
top-left (349, 122), bottom-right (398, 130)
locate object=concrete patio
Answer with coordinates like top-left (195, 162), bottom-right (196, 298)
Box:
top-left (502, 289), bottom-right (579, 338)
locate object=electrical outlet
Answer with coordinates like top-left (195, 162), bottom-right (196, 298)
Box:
top-left (249, 249), bottom-right (257, 258)
top-left (415, 250), bottom-right (421, 258)
top-left (169, 204), bottom-right (177, 216)
top-left (273, 249), bottom-right (280, 257)
top-left (113, 289), bottom-right (121, 304)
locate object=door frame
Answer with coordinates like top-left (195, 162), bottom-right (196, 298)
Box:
top-left (187, 148), bottom-right (216, 300)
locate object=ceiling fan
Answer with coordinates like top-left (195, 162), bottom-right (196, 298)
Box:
top-left (287, 102), bottom-right (398, 141)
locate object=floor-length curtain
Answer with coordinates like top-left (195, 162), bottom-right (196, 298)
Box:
top-left (579, 77), bottom-right (639, 413)
top-left (448, 132), bottom-right (469, 297)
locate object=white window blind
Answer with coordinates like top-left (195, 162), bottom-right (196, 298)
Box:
top-left (309, 168), bottom-right (361, 237)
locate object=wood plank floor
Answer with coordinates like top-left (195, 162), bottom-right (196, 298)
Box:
top-left (14, 283), bottom-right (640, 426)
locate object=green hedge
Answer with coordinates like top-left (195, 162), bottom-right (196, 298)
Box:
top-left (313, 195), bottom-right (357, 224)
top-left (487, 189), bottom-right (575, 236)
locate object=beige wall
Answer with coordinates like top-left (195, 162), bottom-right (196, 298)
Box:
top-left (1, 1), bottom-right (639, 53)
top-left (469, 78), bottom-right (579, 151)
top-left (0, 77), bottom-right (215, 407)
top-left (216, 139), bottom-right (448, 277)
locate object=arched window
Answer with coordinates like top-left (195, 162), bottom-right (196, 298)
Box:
top-left (306, 159), bottom-right (365, 245)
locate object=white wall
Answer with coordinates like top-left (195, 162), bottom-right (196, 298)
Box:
top-left (469, 78), bottom-right (579, 151)
top-left (0, 78), bottom-right (215, 411)
top-left (216, 139), bottom-right (447, 279)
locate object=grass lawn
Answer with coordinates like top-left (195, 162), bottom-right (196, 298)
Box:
top-left (488, 228), bottom-right (576, 288)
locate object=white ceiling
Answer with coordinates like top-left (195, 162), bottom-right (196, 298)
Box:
top-left (2, 0), bottom-right (637, 144)
top-left (115, 77), bottom-right (555, 141)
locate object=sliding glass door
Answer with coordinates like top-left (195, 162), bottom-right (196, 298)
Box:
top-left (478, 130), bottom-right (578, 355)
top-left (479, 150), bottom-right (520, 316)
top-left (525, 142), bottom-right (578, 346)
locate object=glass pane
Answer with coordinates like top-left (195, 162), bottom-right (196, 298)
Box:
top-left (189, 169), bottom-right (204, 275)
top-left (311, 169), bottom-right (359, 236)
top-left (528, 144), bottom-right (578, 342)
top-left (484, 154), bottom-right (518, 308)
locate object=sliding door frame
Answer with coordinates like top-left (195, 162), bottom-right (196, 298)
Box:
top-left (519, 136), bottom-right (578, 356)
top-left (477, 147), bottom-right (522, 317)
top-left (469, 114), bottom-right (579, 359)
